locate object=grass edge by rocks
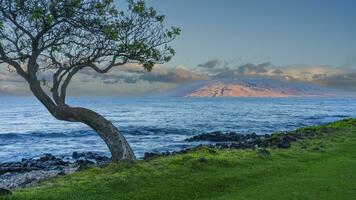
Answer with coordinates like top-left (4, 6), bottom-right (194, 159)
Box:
top-left (2, 118), bottom-right (356, 200)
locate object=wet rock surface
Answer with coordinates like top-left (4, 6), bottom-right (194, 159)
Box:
top-left (185, 130), bottom-right (317, 150)
top-left (0, 152), bottom-right (110, 189)
top-left (143, 152), bottom-right (161, 160)
top-left (185, 132), bottom-right (253, 142)
top-left (72, 151), bottom-right (110, 164)
top-left (1, 128), bottom-right (319, 190)
top-left (0, 188), bottom-right (12, 196)
top-left (144, 128), bottom-right (319, 160)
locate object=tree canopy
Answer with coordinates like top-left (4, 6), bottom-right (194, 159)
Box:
top-left (0, 0), bottom-right (180, 105)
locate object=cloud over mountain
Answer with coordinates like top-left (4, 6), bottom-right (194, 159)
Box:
top-left (197, 59), bottom-right (229, 69)
top-left (1, 60), bottom-right (356, 96)
top-left (194, 60), bottom-right (356, 91)
top-left (80, 64), bottom-right (207, 85)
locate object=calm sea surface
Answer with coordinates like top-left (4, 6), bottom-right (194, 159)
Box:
top-left (1, 96), bottom-right (356, 162)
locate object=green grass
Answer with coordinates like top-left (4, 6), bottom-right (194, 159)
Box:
top-left (3, 118), bottom-right (356, 200)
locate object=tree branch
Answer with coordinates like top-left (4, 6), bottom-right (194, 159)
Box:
top-left (0, 45), bottom-right (28, 80)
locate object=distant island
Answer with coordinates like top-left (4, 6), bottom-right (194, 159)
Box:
top-left (186, 81), bottom-right (295, 97)
top-left (162, 77), bottom-right (341, 97)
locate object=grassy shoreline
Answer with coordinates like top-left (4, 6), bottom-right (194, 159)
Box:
top-left (3, 119), bottom-right (356, 200)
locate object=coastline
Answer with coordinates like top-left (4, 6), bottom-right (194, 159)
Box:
top-left (2, 119), bottom-right (355, 192)
top-left (2, 118), bottom-right (356, 199)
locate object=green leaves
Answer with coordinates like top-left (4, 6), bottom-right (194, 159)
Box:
top-left (45, 15), bottom-right (54, 24)
top-left (103, 0), bottom-right (114, 5)
top-left (31, 7), bottom-right (44, 20)
top-left (155, 15), bottom-right (165, 23)
top-left (50, 46), bottom-right (61, 53)
top-left (14, 0), bottom-right (25, 9)
top-left (103, 25), bottom-right (119, 40)
top-left (143, 61), bottom-right (154, 71)
top-left (0, 0), bottom-right (180, 84)
top-left (130, 0), bottom-right (146, 14)
top-left (166, 27), bottom-right (181, 38)
top-left (165, 27), bottom-right (181, 39)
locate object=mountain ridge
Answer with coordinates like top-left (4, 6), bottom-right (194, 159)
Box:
top-left (159, 76), bottom-right (342, 97)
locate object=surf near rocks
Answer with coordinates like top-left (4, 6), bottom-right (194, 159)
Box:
top-left (0, 152), bottom-right (110, 189)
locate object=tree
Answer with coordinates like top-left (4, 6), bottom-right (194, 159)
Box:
top-left (0, 0), bottom-right (180, 161)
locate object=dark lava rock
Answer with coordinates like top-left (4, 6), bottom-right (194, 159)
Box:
top-left (277, 138), bottom-right (291, 148)
top-left (179, 149), bottom-right (189, 154)
top-left (0, 166), bottom-right (34, 175)
top-left (72, 152), bottom-right (110, 163)
top-left (72, 151), bottom-right (80, 159)
top-left (0, 152), bottom-right (109, 178)
top-left (185, 130), bottom-right (306, 151)
top-left (76, 159), bottom-right (95, 165)
top-left (257, 149), bottom-right (270, 157)
top-left (0, 188), bottom-right (11, 196)
top-left (0, 154), bottom-right (71, 176)
top-left (198, 157), bottom-right (208, 163)
top-left (76, 159), bottom-right (95, 171)
top-left (0, 152), bottom-right (111, 190)
top-left (185, 132), bottom-right (267, 150)
top-left (39, 154), bottom-right (56, 162)
top-left (185, 132), bottom-right (244, 142)
top-left (144, 152), bottom-right (161, 160)
top-left (208, 149), bottom-right (217, 154)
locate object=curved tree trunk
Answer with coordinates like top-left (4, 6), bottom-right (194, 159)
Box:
top-left (83, 110), bottom-right (135, 161)
top-left (56, 106), bottom-right (136, 161)
top-left (29, 83), bottom-right (135, 161)
top-left (28, 80), bottom-right (135, 161)
top-left (76, 108), bottom-right (135, 161)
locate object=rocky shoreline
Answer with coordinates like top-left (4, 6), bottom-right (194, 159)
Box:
top-left (0, 152), bottom-right (110, 190)
top-left (143, 128), bottom-right (319, 159)
top-left (1, 128), bottom-right (317, 193)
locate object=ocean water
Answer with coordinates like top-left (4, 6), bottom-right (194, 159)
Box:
top-left (0, 96), bottom-right (356, 162)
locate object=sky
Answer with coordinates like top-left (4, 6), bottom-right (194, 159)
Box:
top-left (1, 0), bottom-right (356, 96)
top-left (144, 0), bottom-right (356, 68)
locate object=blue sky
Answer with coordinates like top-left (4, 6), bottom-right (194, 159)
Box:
top-left (141, 0), bottom-right (356, 68)
top-left (1, 0), bottom-right (356, 95)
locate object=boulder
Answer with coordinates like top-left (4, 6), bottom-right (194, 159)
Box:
top-left (76, 159), bottom-right (95, 171)
top-left (277, 138), bottom-right (291, 148)
top-left (185, 132), bottom-right (243, 142)
top-left (72, 152), bottom-right (110, 163)
top-left (143, 152), bottom-right (161, 160)
top-left (0, 188), bottom-right (11, 196)
top-left (39, 154), bottom-right (56, 162)
top-left (208, 149), bottom-right (217, 154)
top-left (72, 151), bottom-right (80, 159)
